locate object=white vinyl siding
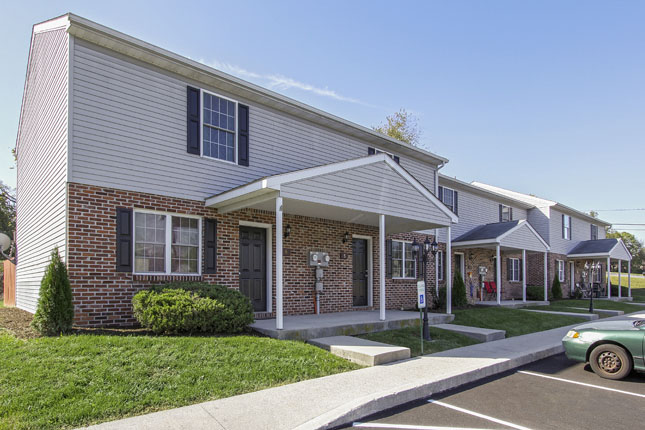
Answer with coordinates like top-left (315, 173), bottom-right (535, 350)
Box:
top-left (15, 28), bottom-right (69, 313)
top-left (69, 38), bottom-right (438, 201)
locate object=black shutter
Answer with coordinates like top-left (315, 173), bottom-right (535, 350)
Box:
top-left (562, 214), bottom-right (565, 239)
top-left (510, 207), bottom-right (513, 221)
top-left (417, 244), bottom-right (423, 280)
top-left (393, 155), bottom-right (400, 164)
top-left (499, 204), bottom-right (503, 222)
top-left (116, 208), bottom-right (133, 272)
top-left (507, 258), bottom-right (512, 281)
top-left (368, 147), bottom-right (376, 155)
top-left (238, 104), bottom-right (250, 166)
top-left (453, 191), bottom-right (458, 215)
top-left (203, 218), bottom-right (218, 274)
top-left (386, 239), bottom-right (393, 278)
top-left (187, 86), bottom-right (200, 155)
top-left (520, 259), bottom-right (523, 281)
top-left (438, 185), bottom-right (443, 202)
top-left (591, 224), bottom-right (594, 240)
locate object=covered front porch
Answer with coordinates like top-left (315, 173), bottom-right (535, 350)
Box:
top-left (451, 220), bottom-right (551, 304)
top-left (568, 238), bottom-right (633, 299)
top-left (205, 153), bottom-right (458, 331)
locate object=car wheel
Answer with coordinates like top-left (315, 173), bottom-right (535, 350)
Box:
top-left (589, 344), bottom-right (633, 380)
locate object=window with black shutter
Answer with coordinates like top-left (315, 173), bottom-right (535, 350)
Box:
top-left (116, 208), bottom-right (133, 272)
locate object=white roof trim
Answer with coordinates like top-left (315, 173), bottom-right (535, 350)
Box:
top-left (205, 154), bottom-right (458, 223)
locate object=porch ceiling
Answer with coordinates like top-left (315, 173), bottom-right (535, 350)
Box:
top-left (205, 154), bottom-right (457, 234)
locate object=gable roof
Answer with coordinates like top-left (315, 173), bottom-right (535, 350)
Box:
top-left (568, 238), bottom-right (632, 260)
top-left (28, 13), bottom-right (448, 167)
top-left (453, 221), bottom-right (520, 242)
top-left (452, 220), bottom-right (549, 251)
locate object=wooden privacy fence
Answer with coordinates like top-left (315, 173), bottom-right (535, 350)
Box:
top-left (3, 260), bottom-right (15, 307)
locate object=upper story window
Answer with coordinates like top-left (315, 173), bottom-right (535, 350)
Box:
top-left (438, 186), bottom-right (457, 214)
top-left (203, 91), bottom-right (237, 163)
top-left (591, 224), bottom-right (598, 240)
top-left (562, 214), bottom-right (571, 240)
top-left (392, 240), bottom-right (416, 279)
top-left (500, 204), bottom-right (512, 222)
top-left (134, 210), bottom-right (201, 275)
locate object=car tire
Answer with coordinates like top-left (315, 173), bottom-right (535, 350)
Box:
top-left (589, 344), bottom-right (633, 380)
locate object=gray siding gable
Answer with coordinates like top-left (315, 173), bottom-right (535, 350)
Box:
top-left (69, 38), bottom-right (437, 202)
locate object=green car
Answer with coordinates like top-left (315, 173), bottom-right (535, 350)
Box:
top-left (562, 319), bottom-right (645, 380)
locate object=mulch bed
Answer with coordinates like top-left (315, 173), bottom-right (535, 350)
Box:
top-left (0, 306), bottom-right (39, 339)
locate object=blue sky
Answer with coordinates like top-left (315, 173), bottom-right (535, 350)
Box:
top-left (1, 1), bottom-right (643, 242)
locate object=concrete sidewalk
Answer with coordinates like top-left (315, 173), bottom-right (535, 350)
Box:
top-left (86, 312), bottom-right (645, 430)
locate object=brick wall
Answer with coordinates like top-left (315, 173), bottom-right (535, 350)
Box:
top-left (67, 182), bottom-right (436, 327)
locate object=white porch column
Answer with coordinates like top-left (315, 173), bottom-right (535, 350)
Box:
top-left (435, 251), bottom-right (439, 296)
top-left (522, 249), bottom-right (527, 302)
top-left (379, 214), bottom-right (386, 321)
top-left (496, 244), bottom-right (501, 305)
top-left (628, 260), bottom-right (632, 298)
top-left (543, 252), bottom-right (548, 301)
top-left (618, 260), bottom-right (622, 298)
top-left (275, 196), bottom-right (284, 330)
top-left (607, 257), bottom-right (611, 298)
top-left (446, 226), bottom-right (452, 314)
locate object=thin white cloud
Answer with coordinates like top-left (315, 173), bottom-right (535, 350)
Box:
top-left (198, 58), bottom-right (370, 106)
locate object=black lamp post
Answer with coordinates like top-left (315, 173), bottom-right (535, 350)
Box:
top-left (412, 236), bottom-right (438, 341)
top-left (584, 261), bottom-right (599, 313)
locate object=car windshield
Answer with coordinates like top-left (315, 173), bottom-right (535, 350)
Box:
top-left (633, 320), bottom-right (645, 328)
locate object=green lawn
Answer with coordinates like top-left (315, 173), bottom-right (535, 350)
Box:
top-left (357, 326), bottom-right (480, 357)
top-left (611, 274), bottom-right (645, 303)
top-left (0, 332), bottom-right (360, 430)
top-left (450, 307), bottom-right (587, 337)
top-left (530, 299), bottom-right (643, 314)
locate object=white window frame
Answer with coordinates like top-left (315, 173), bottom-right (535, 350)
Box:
top-left (437, 250), bottom-right (444, 281)
top-left (557, 260), bottom-right (565, 282)
top-left (441, 187), bottom-right (456, 213)
top-left (200, 89), bottom-right (238, 165)
top-left (591, 224), bottom-right (598, 240)
top-left (501, 205), bottom-right (512, 222)
top-left (133, 209), bottom-right (202, 276)
top-left (509, 258), bottom-right (520, 282)
top-left (563, 214), bottom-right (571, 240)
top-left (392, 240), bottom-right (417, 279)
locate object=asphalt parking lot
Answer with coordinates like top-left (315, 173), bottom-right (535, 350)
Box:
top-left (343, 353), bottom-right (645, 430)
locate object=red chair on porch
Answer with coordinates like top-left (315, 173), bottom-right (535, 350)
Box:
top-left (484, 281), bottom-right (497, 294)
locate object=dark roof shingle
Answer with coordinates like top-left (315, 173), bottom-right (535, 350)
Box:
top-left (568, 239), bottom-right (618, 255)
top-left (453, 221), bottom-right (520, 243)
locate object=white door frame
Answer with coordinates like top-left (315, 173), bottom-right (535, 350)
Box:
top-left (352, 234), bottom-right (373, 308)
top-left (570, 261), bottom-right (575, 293)
top-left (239, 220), bottom-right (273, 313)
top-left (454, 252), bottom-right (465, 278)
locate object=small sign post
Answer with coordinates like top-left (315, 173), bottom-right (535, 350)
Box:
top-left (417, 281), bottom-right (426, 355)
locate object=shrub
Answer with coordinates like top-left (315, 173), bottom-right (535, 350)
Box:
top-left (551, 274), bottom-right (563, 300)
top-left (132, 282), bottom-right (254, 334)
top-left (571, 286), bottom-right (583, 299)
top-left (452, 271), bottom-right (468, 308)
top-left (31, 248), bottom-right (74, 336)
top-left (526, 285), bottom-right (549, 301)
top-left (434, 286), bottom-right (446, 310)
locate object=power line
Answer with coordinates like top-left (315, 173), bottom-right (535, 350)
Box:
top-left (611, 223), bottom-right (645, 226)
top-left (589, 208), bottom-right (645, 212)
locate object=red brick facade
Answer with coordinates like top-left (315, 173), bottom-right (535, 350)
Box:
top-left (67, 182), bottom-right (439, 327)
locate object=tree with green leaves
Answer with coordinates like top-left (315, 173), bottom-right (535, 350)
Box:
top-left (452, 271), bottom-right (469, 308)
top-left (31, 248), bottom-right (74, 335)
top-left (552, 273), bottom-right (562, 300)
top-left (373, 108), bottom-right (421, 146)
top-left (0, 181), bottom-right (16, 244)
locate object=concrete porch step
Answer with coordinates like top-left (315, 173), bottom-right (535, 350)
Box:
top-left (307, 336), bottom-right (410, 366)
top-left (477, 300), bottom-right (549, 309)
top-left (599, 297), bottom-right (634, 302)
top-left (569, 307), bottom-right (624, 316)
top-left (432, 323), bottom-right (505, 342)
top-left (521, 309), bottom-right (599, 320)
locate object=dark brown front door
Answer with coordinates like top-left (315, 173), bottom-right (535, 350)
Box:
top-left (352, 238), bottom-right (368, 306)
top-left (239, 226), bottom-right (266, 312)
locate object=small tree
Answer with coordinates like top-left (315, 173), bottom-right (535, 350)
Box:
top-left (372, 108), bottom-right (421, 146)
top-left (31, 248), bottom-right (74, 335)
top-left (551, 273), bottom-right (563, 300)
top-left (452, 271), bottom-right (468, 308)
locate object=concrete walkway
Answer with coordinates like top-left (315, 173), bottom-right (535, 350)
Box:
top-left (477, 300), bottom-right (549, 308)
top-left (85, 312), bottom-right (644, 430)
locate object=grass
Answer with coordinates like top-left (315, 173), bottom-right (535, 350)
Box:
top-left (529, 299), bottom-right (644, 315)
top-left (450, 306), bottom-right (587, 337)
top-left (357, 326), bottom-right (480, 357)
top-left (0, 323), bottom-right (360, 429)
top-left (611, 274), bottom-right (645, 303)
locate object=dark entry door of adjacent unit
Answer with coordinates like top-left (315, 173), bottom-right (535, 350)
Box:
top-left (352, 238), bottom-right (368, 306)
top-left (239, 226), bottom-right (267, 312)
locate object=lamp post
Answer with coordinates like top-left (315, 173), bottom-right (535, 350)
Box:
top-left (412, 236), bottom-right (438, 341)
top-left (584, 261), bottom-right (600, 313)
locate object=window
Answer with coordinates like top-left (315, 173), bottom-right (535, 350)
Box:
top-left (591, 224), bottom-right (598, 240)
top-left (557, 260), bottom-right (565, 282)
top-left (441, 188), bottom-right (455, 212)
top-left (392, 240), bottom-right (416, 278)
top-left (509, 258), bottom-right (520, 282)
top-left (562, 214), bottom-right (571, 240)
top-left (500, 205), bottom-right (512, 222)
top-left (437, 251), bottom-right (444, 281)
top-left (202, 91), bottom-right (237, 162)
top-left (134, 211), bottom-right (201, 274)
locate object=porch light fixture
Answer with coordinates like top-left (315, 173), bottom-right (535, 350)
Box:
top-left (342, 232), bottom-right (350, 243)
top-left (284, 224), bottom-right (291, 239)
top-left (412, 235), bottom-right (435, 341)
top-left (584, 261), bottom-right (601, 313)
top-left (430, 238), bottom-right (438, 256)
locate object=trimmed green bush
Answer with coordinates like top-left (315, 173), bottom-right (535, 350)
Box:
top-left (452, 271), bottom-right (468, 308)
top-left (132, 282), bottom-right (254, 334)
top-left (551, 274), bottom-right (562, 300)
top-left (526, 285), bottom-right (549, 301)
top-left (31, 248), bottom-right (74, 336)
top-left (434, 286), bottom-right (447, 309)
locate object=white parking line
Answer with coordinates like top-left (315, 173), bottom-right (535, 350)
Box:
top-left (427, 400), bottom-right (532, 430)
top-left (352, 422), bottom-right (494, 430)
top-left (517, 371), bottom-right (645, 398)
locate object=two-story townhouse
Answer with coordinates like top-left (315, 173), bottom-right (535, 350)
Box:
top-left (435, 175), bottom-right (549, 304)
top-left (14, 14), bottom-right (458, 329)
top-left (472, 182), bottom-right (632, 298)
